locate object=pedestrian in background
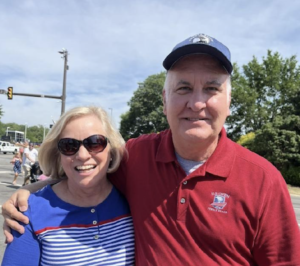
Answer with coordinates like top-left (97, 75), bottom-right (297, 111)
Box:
top-left (10, 152), bottom-right (22, 185)
top-left (22, 142), bottom-right (38, 186)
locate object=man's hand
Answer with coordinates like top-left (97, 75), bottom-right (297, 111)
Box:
top-left (2, 179), bottom-right (56, 242)
top-left (2, 189), bottom-right (30, 243)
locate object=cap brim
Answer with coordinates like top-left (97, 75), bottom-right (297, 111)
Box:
top-left (163, 44), bottom-right (233, 74)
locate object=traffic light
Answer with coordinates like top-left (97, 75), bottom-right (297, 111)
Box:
top-left (7, 87), bottom-right (13, 100)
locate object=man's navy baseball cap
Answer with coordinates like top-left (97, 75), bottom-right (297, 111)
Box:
top-left (163, 33), bottom-right (233, 74)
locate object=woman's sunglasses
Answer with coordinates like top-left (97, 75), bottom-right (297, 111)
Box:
top-left (58, 134), bottom-right (109, 156)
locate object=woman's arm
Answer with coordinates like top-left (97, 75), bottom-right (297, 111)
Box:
top-left (2, 220), bottom-right (41, 265)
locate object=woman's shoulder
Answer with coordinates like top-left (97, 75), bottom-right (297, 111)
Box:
top-left (29, 185), bottom-right (53, 203)
top-left (102, 186), bottom-right (131, 213)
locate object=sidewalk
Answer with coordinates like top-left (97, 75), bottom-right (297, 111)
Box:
top-left (287, 185), bottom-right (300, 196)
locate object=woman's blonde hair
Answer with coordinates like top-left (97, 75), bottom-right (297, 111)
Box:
top-left (38, 106), bottom-right (126, 180)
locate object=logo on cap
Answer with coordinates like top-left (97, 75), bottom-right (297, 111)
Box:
top-left (189, 34), bottom-right (213, 44)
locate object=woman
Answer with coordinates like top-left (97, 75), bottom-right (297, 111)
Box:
top-left (2, 106), bottom-right (135, 266)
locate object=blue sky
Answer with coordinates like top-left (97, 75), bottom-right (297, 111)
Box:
top-left (0, 0), bottom-right (299, 129)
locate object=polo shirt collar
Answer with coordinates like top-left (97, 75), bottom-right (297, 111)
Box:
top-left (156, 128), bottom-right (235, 179)
top-left (156, 130), bottom-right (177, 163)
top-left (203, 128), bottom-right (235, 178)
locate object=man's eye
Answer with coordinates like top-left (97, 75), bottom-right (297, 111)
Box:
top-left (205, 87), bottom-right (219, 92)
top-left (178, 87), bottom-right (191, 92)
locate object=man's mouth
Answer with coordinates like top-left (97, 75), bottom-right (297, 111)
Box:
top-left (185, 118), bottom-right (207, 121)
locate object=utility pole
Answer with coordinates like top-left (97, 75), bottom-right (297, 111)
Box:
top-left (43, 125), bottom-right (46, 142)
top-left (58, 49), bottom-right (69, 115)
top-left (24, 123), bottom-right (27, 142)
top-left (1, 50), bottom-right (70, 116)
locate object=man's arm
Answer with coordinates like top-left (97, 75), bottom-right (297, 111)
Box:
top-left (2, 178), bottom-right (56, 243)
top-left (252, 172), bottom-right (300, 265)
top-left (25, 152), bottom-right (35, 164)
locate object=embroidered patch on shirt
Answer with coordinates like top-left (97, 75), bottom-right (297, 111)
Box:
top-left (208, 192), bottom-right (230, 214)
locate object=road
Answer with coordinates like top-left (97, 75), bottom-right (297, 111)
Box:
top-left (0, 153), bottom-right (300, 262)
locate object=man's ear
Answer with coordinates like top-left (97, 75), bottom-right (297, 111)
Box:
top-left (162, 90), bottom-right (167, 115)
top-left (227, 90), bottom-right (231, 116)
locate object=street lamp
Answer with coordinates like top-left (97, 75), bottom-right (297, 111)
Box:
top-left (24, 123), bottom-right (28, 142)
top-left (58, 48), bottom-right (69, 116)
top-left (6, 127), bottom-right (10, 136)
top-left (43, 124), bottom-right (46, 142)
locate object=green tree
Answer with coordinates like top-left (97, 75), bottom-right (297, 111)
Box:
top-left (120, 72), bottom-right (169, 140)
top-left (227, 51), bottom-right (300, 141)
top-left (249, 116), bottom-right (300, 168)
top-left (248, 115), bottom-right (300, 186)
top-left (228, 51), bottom-right (300, 185)
top-left (0, 122), bottom-right (49, 143)
top-left (237, 132), bottom-right (255, 149)
top-left (26, 125), bottom-right (49, 143)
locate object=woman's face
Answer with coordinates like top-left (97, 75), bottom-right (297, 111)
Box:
top-left (59, 114), bottom-right (111, 189)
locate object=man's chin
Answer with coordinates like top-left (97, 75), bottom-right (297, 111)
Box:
top-left (179, 128), bottom-right (218, 142)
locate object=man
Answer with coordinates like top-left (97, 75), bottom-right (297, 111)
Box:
top-left (21, 142), bottom-right (38, 185)
top-left (3, 34), bottom-right (300, 265)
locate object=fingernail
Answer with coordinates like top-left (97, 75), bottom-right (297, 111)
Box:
top-left (19, 206), bottom-right (26, 212)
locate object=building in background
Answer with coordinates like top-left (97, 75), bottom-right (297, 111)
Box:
top-left (5, 130), bottom-right (25, 143)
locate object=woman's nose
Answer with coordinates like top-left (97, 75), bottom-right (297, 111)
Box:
top-left (75, 145), bottom-right (91, 160)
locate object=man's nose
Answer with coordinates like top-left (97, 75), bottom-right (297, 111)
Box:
top-left (187, 90), bottom-right (207, 111)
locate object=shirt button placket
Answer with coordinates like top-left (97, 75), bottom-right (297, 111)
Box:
top-left (181, 181), bottom-right (187, 204)
top-left (177, 180), bottom-right (188, 221)
top-left (91, 208), bottom-right (98, 239)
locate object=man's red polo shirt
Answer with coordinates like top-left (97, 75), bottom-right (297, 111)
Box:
top-left (110, 128), bottom-right (300, 266)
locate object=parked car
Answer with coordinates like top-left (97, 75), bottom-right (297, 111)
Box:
top-left (0, 141), bottom-right (20, 154)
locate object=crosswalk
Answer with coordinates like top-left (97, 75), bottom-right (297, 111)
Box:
top-left (0, 171), bottom-right (12, 174)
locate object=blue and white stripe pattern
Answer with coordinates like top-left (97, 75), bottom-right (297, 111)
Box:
top-left (37, 215), bottom-right (135, 265)
top-left (2, 185), bottom-right (135, 266)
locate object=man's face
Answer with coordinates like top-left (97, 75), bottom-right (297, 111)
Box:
top-left (163, 54), bottom-right (231, 145)
top-left (29, 144), bottom-right (34, 150)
